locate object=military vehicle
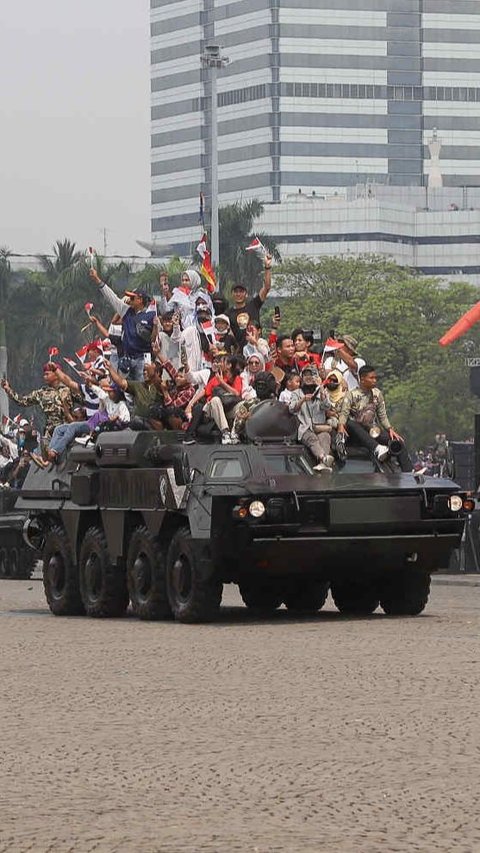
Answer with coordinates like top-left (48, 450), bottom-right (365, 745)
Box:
top-left (0, 488), bottom-right (38, 579)
top-left (18, 400), bottom-right (468, 622)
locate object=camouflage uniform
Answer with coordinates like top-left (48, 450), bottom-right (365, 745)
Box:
top-left (6, 384), bottom-right (79, 439)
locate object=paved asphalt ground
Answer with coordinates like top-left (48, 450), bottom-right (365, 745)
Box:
top-left (0, 578), bottom-right (479, 853)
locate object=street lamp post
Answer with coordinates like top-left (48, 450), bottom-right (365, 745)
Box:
top-left (201, 45), bottom-right (229, 269)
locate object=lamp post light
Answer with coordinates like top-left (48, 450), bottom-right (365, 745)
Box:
top-left (201, 44), bottom-right (230, 269)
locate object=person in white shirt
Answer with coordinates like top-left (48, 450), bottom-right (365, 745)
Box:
top-left (323, 334), bottom-right (365, 391)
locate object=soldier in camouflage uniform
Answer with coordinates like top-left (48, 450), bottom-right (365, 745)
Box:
top-left (1, 363), bottom-right (80, 439)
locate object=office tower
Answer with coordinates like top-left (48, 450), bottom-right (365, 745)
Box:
top-left (150, 1), bottom-right (480, 256)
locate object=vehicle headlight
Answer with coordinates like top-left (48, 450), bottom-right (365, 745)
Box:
top-left (448, 495), bottom-right (463, 512)
top-left (249, 500), bottom-right (266, 518)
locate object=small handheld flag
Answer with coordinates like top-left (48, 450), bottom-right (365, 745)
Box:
top-left (245, 236), bottom-right (267, 259)
top-left (86, 247), bottom-right (96, 269)
top-left (84, 302), bottom-right (94, 315)
top-left (48, 346), bottom-right (60, 357)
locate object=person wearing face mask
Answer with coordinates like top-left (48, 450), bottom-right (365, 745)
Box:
top-left (324, 370), bottom-right (348, 430)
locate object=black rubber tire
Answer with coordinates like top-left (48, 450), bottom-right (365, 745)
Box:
top-left (79, 526), bottom-right (129, 618)
top-left (166, 526), bottom-right (222, 623)
top-left (283, 580), bottom-right (329, 613)
top-left (239, 579), bottom-right (283, 614)
top-left (0, 547), bottom-right (9, 578)
top-left (43, 526), bottom-right (84, 616)
top-left (380, 571), bottom-right (431, 616)
top-left (127, 527), bottom-right (172, 620)
top-left (330, 580), bottom-right (380, 615)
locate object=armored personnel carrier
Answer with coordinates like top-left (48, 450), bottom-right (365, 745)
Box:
top-left (18, 401), bottom-right (467, 622)
top-left (0, 488), bottom-right (38, 579)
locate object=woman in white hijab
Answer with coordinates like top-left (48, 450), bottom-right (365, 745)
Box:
top-left (156, 269), bottom-right (202, 329)
top-left (240, 351), bottom-right (265, 400)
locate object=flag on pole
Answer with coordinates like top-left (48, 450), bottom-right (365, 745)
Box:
top-left (323, 338), bottom-right (343, 352)
top-left (76, 340), bottom-right (104, 362)
top-left (84, 302), bottom-right (94, 315)
top-left (48, 346), bottom-right (60, 358)
top-left (196, 233), bottom-right (216, 293)
top-left (86, 247), bottom-right (96, 269)
top-left (245, 236), bottom-right (267, 259)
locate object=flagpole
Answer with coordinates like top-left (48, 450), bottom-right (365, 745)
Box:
top-left (201, 46), bottom-right (230, 271)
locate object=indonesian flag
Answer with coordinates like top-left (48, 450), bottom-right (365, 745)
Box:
top-left (86, 247), bottom-right (96, 269)
top-left (84, 302), bottom-right (94, 315)
top-left (48, 346), bottom-right (60, 357)
top-left (76, 340), bottom-right (103, 362)
top-left (323, 337), bottom-right (344, 352)
top-left (196, 234), bottom-right (216, 293)
top-left (146, 297), bottom-right (158, 315)
top-left (63, 357), bottom-right (83, 375)
top-left (246, 236), bottom-right (267, 258)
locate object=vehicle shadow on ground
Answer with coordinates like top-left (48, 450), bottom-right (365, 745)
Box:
top-left (210, 606), bottom-right (436, 627)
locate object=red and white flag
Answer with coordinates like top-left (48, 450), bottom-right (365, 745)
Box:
top-left (48, 346), bottom-right (60, 357)
top-left (84, 302), bottom-right (94, 315)
top-left (86, 247), bottom-right (96, 269)
top-left (63, 357), bottom-right (78, 370)
top-left (196, 234), bottom-right (216, 293)
top-left (246, 236), bottom-right (267, 259)
top-left (323, 337), bottom-right (343, 352)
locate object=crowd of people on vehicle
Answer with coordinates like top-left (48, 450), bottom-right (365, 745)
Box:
top-left (0, 257), bottom-right (413, 475)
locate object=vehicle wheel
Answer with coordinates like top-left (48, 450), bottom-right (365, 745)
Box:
top-left (239, 579), bottom-right (283, 613)
top-left (380, 571), bottom-right (431, 616)
top-left (127, 527), bottom-right (171, 620)
top-left (79, 526), bottom-right (129, 618)
top-left (330, 580), bottom-right (380, 615)
top-left (0, 547), bottom-right (9, 578)
top-left (43, 526), bottom-right (84, 616)
top-left (283, 580), bottom-right (329, 613)
top-left (166, 526), bottom-right (222, 623)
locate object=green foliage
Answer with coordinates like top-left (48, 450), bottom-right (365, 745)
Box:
top-left (218, 200), bottom-right (280, 293)
top-left (274, 255), bottom-right (480, 446)
top-left (3, 243), bottom-right (480, 445)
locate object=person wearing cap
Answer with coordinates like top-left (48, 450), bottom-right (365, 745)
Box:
top-left (89, 269), bottom-right (155, 381)
top-left (1, 364), bottom-right (80, 439)
top-left (227, 255), bottom-right (272, 347)
top-left (323, 334), bottom-right (365, 391)
top-left (214, 314), bottom-right (236, 355)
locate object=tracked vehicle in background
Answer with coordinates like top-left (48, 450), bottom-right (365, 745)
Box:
top-left (17, 401), bottom-right (467, 622)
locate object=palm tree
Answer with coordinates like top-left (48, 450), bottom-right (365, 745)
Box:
top-left (218, 200), bottom-right (281, 294)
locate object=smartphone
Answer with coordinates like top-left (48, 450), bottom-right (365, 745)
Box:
top-left (274, 306), bottom-right (281, 320)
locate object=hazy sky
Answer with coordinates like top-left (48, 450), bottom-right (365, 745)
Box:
top-left (0, 1), bottom-right (150, 258)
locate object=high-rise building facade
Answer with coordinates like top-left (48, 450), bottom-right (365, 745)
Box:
top-left (150, 1), bottom-right (480, 255)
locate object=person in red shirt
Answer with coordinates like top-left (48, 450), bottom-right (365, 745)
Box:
top-left (203, 357), bottom-right (244, 444)
top-left (291, 329), bottom-right (322, 371)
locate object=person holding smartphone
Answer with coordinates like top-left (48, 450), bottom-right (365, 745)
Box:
top-left (227, 255), bottom-right (272, 347)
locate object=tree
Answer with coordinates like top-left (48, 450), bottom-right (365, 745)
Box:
top-left (218, 200), bottom-right (280, 294)
top-left (273, 255), bottom-right (480, 445)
